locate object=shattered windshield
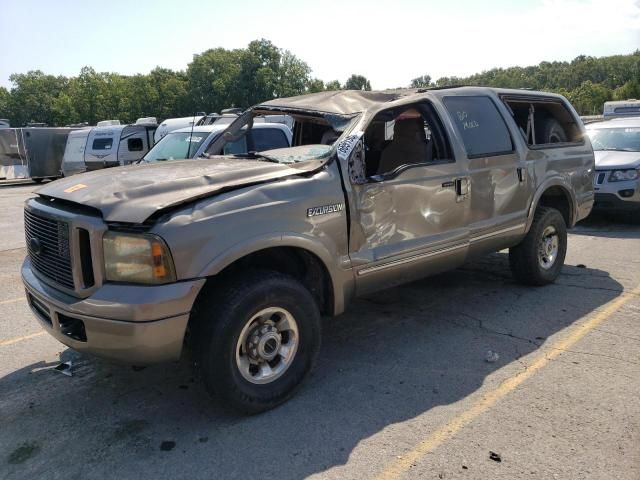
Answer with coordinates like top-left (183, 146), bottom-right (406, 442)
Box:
top-left (204, 109), bottom-right (357, 165)
top-left (248, 145), bottom-right (333, 164)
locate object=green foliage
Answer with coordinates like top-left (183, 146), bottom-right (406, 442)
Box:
top-left (324, 80), bottom-right (342, 91)
top-left (3, 45), bottom-right (639, 125)
top-left (410, 75), bottom-right (432, 88)
top-left (344, 74), bottom-right (372, 91)
top-left (434, 51), bottom-right (640, 114)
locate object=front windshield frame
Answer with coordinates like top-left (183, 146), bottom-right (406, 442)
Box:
top-left (203, 107), bottom-right (359, 165)
top-left (587, 126), bottom-right (640, 153)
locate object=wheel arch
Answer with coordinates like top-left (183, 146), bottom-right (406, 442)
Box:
top-left (527, 178), bottom-right (577, 230)
top-left (196, 233), bottom-right (350, 316)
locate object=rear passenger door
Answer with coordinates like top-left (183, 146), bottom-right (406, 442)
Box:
top-left (443, 96), bottom-right (529, 257)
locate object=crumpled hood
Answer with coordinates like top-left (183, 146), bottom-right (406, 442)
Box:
top-left (36, 157), bottom-right (308, 223)
top-left (594, 150), bottom-right (640, 170)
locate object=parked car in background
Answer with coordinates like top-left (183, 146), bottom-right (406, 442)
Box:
top-left (61, 118), bottom-right (158, 176)
top-left (154, 115), bottom-right (205, 144)
top-left (21, 87), bottom-right (593, 413)
top-left (587, 118), bottom-right (640, 219)
top-left (0, 119), bottom-right (10, 129)
top-left (144, 122), bottom-right (292, 162)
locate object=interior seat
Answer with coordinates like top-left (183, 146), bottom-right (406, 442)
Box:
top-left (378, 118), bottom-right (428, 174)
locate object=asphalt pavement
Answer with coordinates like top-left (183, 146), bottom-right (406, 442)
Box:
top-left (1, 182), bottom-right (638, 480)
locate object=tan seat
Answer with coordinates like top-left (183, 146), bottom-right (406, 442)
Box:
top-left (378, 118), bottom-right (428, 174)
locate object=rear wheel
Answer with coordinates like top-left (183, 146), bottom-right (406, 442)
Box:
top-left (509, 207), bottom-right (567, 285)
top-left (193, 271), bottom-right (321, 414)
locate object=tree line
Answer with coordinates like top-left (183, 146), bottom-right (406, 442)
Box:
top-left (412, 51), bottom-right (640, 115)
top-left (0, 40), bottom-right (638, 126)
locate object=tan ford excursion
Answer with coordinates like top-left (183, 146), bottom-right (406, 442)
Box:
top-left (22, 87), bottom-right (594, 413)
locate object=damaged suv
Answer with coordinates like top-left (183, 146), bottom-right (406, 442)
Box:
top-left (22, 87), bottom-right (594, 413)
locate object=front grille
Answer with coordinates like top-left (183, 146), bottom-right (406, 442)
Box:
top-left (24, 208), bottom-right (75, 290)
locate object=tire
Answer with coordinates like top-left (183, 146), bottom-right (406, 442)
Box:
top-left (509, 207), bottom-right (567, 286)
top-left (536, 115), bottom-right (567, 144)
top-left (192, 270), bottom-right (321, 414)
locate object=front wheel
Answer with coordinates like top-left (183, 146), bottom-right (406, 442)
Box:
top-left (193, 271), bottom-right (321, 414)
top-left (509, 207), bottom-right (567, 285)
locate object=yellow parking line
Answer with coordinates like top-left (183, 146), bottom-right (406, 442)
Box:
top-left (0, 330), bottom-right (45, 347)
top-left (374, 283), bottom-right (640, 480)
top-left (0, 297), bottom-right (25, 305)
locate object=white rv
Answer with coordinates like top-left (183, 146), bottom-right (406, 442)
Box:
top-left (61, 119), bottom-right (157, 176)
top-left (603, 100), bottom-right (640, 119)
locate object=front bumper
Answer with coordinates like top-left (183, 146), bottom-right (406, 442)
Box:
top-left (593, 174), bottom-right (640, 212)
top-left (22, 258), bottom-right (205, 364)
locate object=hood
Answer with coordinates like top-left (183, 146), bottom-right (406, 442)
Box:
top-left (37, 157), bottom-right (311, 223)
top-left (594, 150), bottom-right (640, 170)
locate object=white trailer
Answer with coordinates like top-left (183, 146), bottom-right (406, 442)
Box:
top-left (61, 120), bottom-right (157, 176)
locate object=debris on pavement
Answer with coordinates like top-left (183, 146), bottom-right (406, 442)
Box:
top-left (489, 451), bottom-right (502, 462)
top-left (485, 350), bottom-right (500, 363)
top-left (53, 361), bottom-right (73, 377)
top-left (160, 440), bottom-right (176, 451)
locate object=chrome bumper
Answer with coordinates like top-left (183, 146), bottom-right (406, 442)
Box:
top-left (22, 258), bottom-right (205, 364)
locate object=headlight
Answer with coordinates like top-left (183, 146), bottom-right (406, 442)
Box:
top-left (609, 169), bottom-right (639, 182)
top-left (103, 232), bottom-right (176, 284)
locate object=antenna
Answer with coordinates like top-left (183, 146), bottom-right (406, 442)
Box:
top-left (187, 111), bottom-right (197, 158)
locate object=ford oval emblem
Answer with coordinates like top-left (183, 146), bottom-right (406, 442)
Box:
top-left (29, 237), bottom-right (42, 255)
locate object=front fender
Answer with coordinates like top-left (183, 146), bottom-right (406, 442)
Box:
top-left (197, 232), bottom-right (353, 315)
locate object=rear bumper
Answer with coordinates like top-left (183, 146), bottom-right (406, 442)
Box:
top-left (22, 258), bottom-right (205, 364)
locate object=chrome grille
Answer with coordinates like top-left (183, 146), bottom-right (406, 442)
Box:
top-left (24, 208), bottom-right (74, 290)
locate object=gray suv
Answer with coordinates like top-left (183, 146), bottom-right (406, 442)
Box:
top-left (22, 87), bottom-right (594, 413)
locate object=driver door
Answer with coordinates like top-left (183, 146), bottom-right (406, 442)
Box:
top-left (346, 102), bottom-right (470, 295)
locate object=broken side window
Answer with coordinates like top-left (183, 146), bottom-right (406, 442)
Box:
top-left (501, 97), bottom-right (582, 147)
top-left (363, 102), bottom-right (453, 179)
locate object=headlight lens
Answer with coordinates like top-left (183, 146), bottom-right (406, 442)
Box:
top-left (609, 169), bottom-right (639, 182)
top-left (103, 232), bottom-right (176, 284)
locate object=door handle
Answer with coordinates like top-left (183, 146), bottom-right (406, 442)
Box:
top-left (517, 167), bottom-right (526, 183)
top-left (455, 177), bottom-right (469, 196)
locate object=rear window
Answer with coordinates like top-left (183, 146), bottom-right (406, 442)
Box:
top-left (92, 138), bottom-right (113, 150)
top-left (444, 96), bottom-right (513, 157)
top-left (251, 128), bottom-right (289, 151)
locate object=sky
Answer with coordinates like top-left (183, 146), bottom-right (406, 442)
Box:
top-left (0, 0), bottom-right (639, 90)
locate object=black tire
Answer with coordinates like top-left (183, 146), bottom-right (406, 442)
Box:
top-left (192, 270), bottom-right (321, 414)
top-left (536, 115), bottom-right (567, 144)
top-left (509, 207), bottom-right (567, 286)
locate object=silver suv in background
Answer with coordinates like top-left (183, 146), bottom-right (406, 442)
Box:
top-left (22, 87), bottom-right (594, 413)
top-left (586, 118), bottom-right (640, 219)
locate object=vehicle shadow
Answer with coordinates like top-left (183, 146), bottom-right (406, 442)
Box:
top-left (0, 253), bottom-right (624, 479)
top-left (573, 211), bottom-right (640, 238)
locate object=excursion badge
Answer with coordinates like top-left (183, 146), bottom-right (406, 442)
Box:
top-left (306, 203), bottom-right (344, 217)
